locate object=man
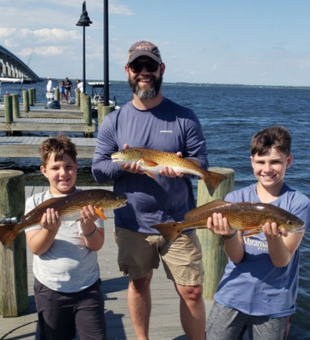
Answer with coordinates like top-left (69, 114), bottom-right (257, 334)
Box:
top-left (92, 41), bottom-right (207, 340)
top-left (76, 79), bottom-right (84, 93)
top-left (46, 77), bottom-right (53, 93)
top-left (64, 77), bottom-right (72, 100)
top-left (46, 77), bottom-right (53, 101)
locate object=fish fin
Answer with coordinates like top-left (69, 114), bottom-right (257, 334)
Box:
top-left (0, 224), bottom-right (19, 248)
top-left (143, 171), bottom-right (156, 179)
top-left (203, 171), bottom-right (227, 196)
top-left (243, 229), bottom-right (262, 237)
top-left (151, 222), bottom-right (181, 244)
top-left (143, 159), bottom-right (158, 167)
top-left (95, 208), bottom-right (107, 220)
top-left (184, 200), bottom-right (228, 220)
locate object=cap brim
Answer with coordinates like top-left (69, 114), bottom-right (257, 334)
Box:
top-left (128, 51), bottom-right (161, 64)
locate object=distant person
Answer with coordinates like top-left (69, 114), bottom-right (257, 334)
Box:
top-left (76, 79), bottom-right (84, 93)
top-left (25, 134), bottom-right (106, 340)
top-left (206, 125), bottom-right (310, 340)
top-left (92, 40), bottom-right (207, 340)
top-left (64, 77), bottom-right (72, 100)
top-left (46, 77), bottom-right (53, 101)
top-left (59, 81), bottom-right (67, 103)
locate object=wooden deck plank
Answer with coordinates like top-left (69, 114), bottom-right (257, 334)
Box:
top-left (0, 117), bottom-right (96, 133)
top-left (0, 186), bottom-right (212, 340)
top-left (0, 136), bottom-right (97, 158)
top-left (0, 109), bottom-right (84, 119)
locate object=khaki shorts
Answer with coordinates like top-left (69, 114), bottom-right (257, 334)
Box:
top-left (114, 227), bottom-right (204, 286)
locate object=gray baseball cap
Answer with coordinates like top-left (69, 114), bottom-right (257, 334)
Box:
top-left (127, 41), bottom-right (162, 64)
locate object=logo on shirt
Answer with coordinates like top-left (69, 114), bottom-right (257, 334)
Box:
top-left (244, 234), bottom-right (268, 253)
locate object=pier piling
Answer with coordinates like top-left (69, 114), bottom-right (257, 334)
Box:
top-left (22, 90), bottom-right (29, 112)
top-left (0, 170), bottom-right (28, 317)
top-left (197, 167), bottom-right (235, 299)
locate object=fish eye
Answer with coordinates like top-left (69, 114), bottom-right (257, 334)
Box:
top-left (287, 220), bottom-right (292, 225)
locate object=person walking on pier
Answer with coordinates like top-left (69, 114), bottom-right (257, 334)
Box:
top-left (64, 77), bottom-right (72, 100)
top-left (92, 40), bottom-right (207, 340)
top-left (25, 134), bottom-right (107, 340)
top-left (206, 126), bottom-right (310, 340)
top-left (59, 80), bottom-right (67, 103)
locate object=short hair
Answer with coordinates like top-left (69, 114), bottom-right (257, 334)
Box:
top-left (250, 125), bottom-right (291, 156)
top-left (39, 134), bottom-right (77, 167)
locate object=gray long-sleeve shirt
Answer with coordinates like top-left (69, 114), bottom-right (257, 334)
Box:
top-left (92, 97), bottom-right (208, 234)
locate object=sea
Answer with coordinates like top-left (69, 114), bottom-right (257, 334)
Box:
top-left (1, 79), bottom-right (310, 339)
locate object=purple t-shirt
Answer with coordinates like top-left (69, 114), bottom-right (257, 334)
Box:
top-left (92, 98), bottom-right (208, 233)
top-left (214, 183), bottom-right (310, 317)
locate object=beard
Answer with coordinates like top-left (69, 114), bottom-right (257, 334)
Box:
top-left (128, 72), bottom-right (163, 99)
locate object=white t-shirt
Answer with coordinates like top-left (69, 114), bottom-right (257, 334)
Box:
top-left (46, 80), bottom-right (53, 92)
top-left (77, 81), bottom-right (84, 93)
top-left (25, 189), bottom-right (104, 292)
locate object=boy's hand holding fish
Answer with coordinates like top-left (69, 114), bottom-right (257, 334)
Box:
top-left (207, 213), bottom-right (289, 240)
top-left (41, 208), bottom-right (61, 232)
top-left (262, 222), bottom-right (288, 239)
top-left (207, 213), bottom-right (236, 240)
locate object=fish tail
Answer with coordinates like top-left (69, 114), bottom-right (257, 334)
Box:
top-left (151, 222), bottom-right (181, 244)
top-left (203, 171), bottom-right (227, 196)
top-left (0, 224), bottom-right (19, 248)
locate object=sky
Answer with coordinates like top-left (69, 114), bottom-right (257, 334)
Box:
top-left (1, 0), bottom-right (310, 86)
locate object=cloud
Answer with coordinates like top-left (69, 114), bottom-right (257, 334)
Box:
top-left (19, 46), bottom-right (65, 56)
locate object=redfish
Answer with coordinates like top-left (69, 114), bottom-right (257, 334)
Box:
top-left (111, 147), bottom-right (226, 196)
top-left (151, 199), bottom-right (305, 243)
top-left (0, 189), bottom-right (127, 248)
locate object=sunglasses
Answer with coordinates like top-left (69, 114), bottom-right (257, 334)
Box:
top-left (128, 60), bottom-right (160, 73)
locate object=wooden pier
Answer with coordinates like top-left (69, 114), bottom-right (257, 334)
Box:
top-left (0, 186), bottom-right (213, 340)
top-left (0, 91), bottom-right (96, 137)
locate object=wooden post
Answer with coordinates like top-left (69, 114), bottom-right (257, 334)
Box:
top-left (33, 88), bottom-right (36, 104)
top-left (4, 94), bottom-right (13, 124)
top-left (84, 95), bottom-right (92, 138)
top-left (97, 104), bottom-right (114, 128)
top-left (12, 94), bottom-right (20, 119)
top-left (4, 94), bottom-right (13, 137)
top-left (196, 167), bottom-right (235, 299)
top-left (84, 95), bottom-right (92, 126)
top-left (22, 90), bottom-right (29, 113)
top-left (75, 89), bottom-right (80, 107)
top-left (80, 92), bottom-right (85, 118)
top-left (54, 87), bottom-right (59, 102)
top-left (0, 170), bottom-right (28, 317)
top-left (28, 89), bottom-right (33, 106)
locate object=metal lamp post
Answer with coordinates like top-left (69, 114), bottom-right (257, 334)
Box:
top-left (76, 1), bottom-right (92, 94)
top-left (103, 0), bottom-right (109, 105)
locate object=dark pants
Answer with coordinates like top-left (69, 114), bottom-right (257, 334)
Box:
top-left (34, 278), bottom-right (106, 340)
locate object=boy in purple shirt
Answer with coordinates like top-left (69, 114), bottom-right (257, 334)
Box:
top-left (206, 125), bottom-right (310, 340)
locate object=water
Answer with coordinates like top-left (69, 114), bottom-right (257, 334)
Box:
top-left (1, 80), bottom-right (310, 339)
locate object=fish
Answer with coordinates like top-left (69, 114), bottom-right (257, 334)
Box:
top-left (151, 199), bottom-right (305, 244)
top-left (111, 147), bottom-right (226, 196)
top-left (0, 189), bottom-right (127, 248)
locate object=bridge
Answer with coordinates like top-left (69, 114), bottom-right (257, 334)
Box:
top-left (0, 45), bottom-right (39, 83)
